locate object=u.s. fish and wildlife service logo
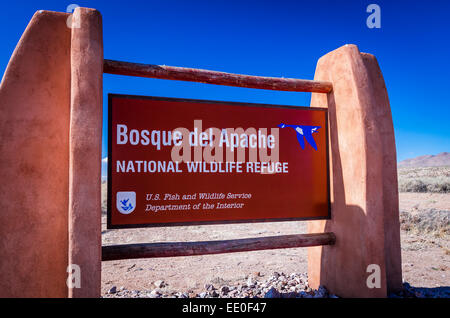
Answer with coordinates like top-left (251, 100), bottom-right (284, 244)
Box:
top-left (116, 191), bottom-right (136, 214)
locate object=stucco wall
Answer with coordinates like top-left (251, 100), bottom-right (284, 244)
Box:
top-left (0, 7), bottom-right (103, 298)
top-left (307, 44), bottom-right (402, 297)
top-left (0, 11), bottom-right (71, 297)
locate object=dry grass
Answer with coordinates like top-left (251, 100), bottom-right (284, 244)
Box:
top-left (398, 166), bottom-right (450, 193)
top-left (400, 209), bottom-right (449, 237)
top-left (101, 180), bottom-right (107, 214)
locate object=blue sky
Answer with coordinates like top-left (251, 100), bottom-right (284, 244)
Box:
top-left (1, 0), bottom-right (449, 169)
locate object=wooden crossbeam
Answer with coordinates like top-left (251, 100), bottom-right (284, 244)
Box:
top-left (103, 59), bottom-right (332, 93)
top-left (102, 232), bottom-right (336, 261)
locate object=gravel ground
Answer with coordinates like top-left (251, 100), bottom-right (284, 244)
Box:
top-left (102, 271), bottom-right (450, 298)
top-left (103, 272), bottom-right (337, 298)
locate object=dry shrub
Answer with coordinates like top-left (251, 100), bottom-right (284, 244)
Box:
top-left (398, 167), bottom-right (450, 193)
top-left (400, 209), bottom-right (449, 237)
top-left (101, 180), bottom-right (107, 214)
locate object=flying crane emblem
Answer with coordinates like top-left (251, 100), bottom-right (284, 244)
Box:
top-left (278, 123), bottom-right (321, 151)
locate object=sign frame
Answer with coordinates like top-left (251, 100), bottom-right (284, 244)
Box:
top-left (107, 93), bottom-right (331, 229)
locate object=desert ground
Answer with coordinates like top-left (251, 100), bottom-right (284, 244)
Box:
top-left (101, 166), bottom-right (449, 297)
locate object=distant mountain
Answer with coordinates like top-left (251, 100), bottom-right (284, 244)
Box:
top-left (398, 152), bottom-right (450, 168)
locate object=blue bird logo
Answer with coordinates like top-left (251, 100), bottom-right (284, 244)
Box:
top-left (278, 123), bottom-right (321, 151)
top-left (120, 199), bottom-right (134, 212)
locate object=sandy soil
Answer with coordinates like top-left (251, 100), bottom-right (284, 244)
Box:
top-left (102, 193), bottom-right (449, 296)
top-left (399, 192), bottom-right (450, 211)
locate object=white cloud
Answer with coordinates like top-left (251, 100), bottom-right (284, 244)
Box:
top-left (102, 157), bottom-right (108, 163)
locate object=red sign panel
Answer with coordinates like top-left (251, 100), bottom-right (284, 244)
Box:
top-left (107, 94), bottom-right (329, 228)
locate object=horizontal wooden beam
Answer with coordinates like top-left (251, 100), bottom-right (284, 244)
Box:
top-left (103, 59), bottom-right (333, 93)
top-left (102, 232), bottom-right (336, 261)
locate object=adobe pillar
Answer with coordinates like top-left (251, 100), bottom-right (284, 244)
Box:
top-left (0, 11), bottom-right (71, 297)
top-left (307, 44), bottom-right (402, 297)
top-left (68, 7), bottom-right (103, 298)
top-left (0, 7), bottom-right (103, 298)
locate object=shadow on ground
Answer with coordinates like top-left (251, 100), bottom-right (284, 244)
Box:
top-left (390, 283), bottom-right (450, 298)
